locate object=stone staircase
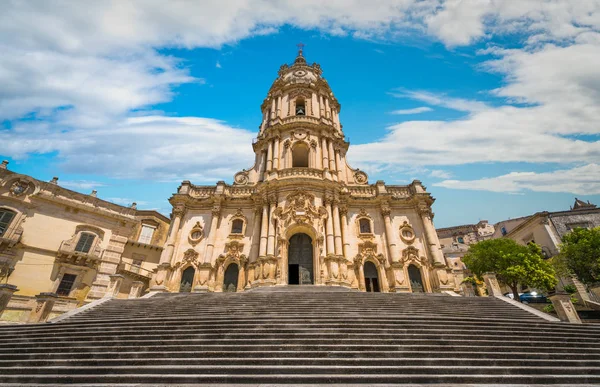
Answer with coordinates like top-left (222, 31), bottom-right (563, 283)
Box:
top-left (1, 286), bottom-right (600, 385)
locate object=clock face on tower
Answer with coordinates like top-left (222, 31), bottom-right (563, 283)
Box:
top-left (293, 70), bottom-right (307, 77)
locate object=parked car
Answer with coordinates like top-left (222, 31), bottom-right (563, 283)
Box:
top-left (504, 291), bottom-right (548, 304)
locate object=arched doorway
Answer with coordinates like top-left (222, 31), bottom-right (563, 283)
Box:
top-left (288, 233), bottom-right (313, 285)
top-left (408, 264), bottom-right (424, 293)
top-left (180, 267), bottom-right (195, 292)
top-left (223, 263), bottom-right (239, 292)
top-left (364, 261), bottom-right (380, 292)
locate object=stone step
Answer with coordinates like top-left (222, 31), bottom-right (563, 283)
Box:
top-left (4, 350), bottom-right (600, 361)
top-left (4, 330), bottom-right (599, 342)
top-left (3, 357), bottom-right (600, 367)
top-left (1, 373), bottom-right (600, 385)
top-left (2, 343), bottom-right (598, 354)
top-left (2, 364), bottom-right (599, 376)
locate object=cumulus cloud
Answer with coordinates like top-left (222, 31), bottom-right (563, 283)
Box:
top-left (389, 106), bottom-right (432, 115)
top-left (3, 116), bottom-right (254, 181)
top-left (433, 164), bottom-right (600, 195)
top-left (60, 180), bottom-right (107, 190)
top-left (1, 0), bottom-right (600, 189)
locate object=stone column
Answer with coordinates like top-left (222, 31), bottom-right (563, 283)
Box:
top-left (250, 205), bottom-right (262, 263)
top-left (204, 205), bottom-right (221, 264)
top-left (0, 284), bottom-right (18, 317)
top-left (420, 208), bottom-right (446, 266)
top-left (27, 293), bottom-right (58, 323)
top-left (266, 140), bottom-right (273, 172)
top-left (328, 141), bottom-right (336, 179)
top-left (87, 234), bottom-right (128, 300)
top-left (128, 281), bottom-right (144, 299)
top-left (381, 204), bottom-right (400, 262)
top-left (270, 98), bottom-right (276, 120)
top-left (273, 136), bottom-right (280, 170)
top-left (150, 207), bottom-right (184, 292)
top-left (482, 272), bottom-right (503, 297)
top-left (332, 202), bottom-right (343, 255)
top-left (276, 95), bottom-right (282, 118)
top-left (319, 95), bottom-right (325, 116)
top-left (325, 201), bottom-right (335, 256)
top-left (159, 207), bottom-right (184, 265)
top-left (549, 293), bottom-right (582, 324)
top-left (325, 97), bottom-right (330, 118)
top-left (321, 137), bottom-right (329, 170)
top-left (312, 93), bottom-right (320, 118)
top-left (259, 203), bottom-right (269, 256)
top-left (266, 201), bottom-right (277, 256)
top-left (339, 205), bottom-right (350, 258)
top-left (335, 150), bottom-right (342, 180)
top-left (260, 151), bottom-right (267, 181)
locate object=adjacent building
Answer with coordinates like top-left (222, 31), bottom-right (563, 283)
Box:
top-left (0, 163), bottom-right (169, 322)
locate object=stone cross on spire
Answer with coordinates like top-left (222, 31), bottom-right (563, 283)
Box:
top-left (297, 42), bottom-right (305, 56)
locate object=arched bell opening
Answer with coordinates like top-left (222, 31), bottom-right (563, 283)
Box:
top-left (408, 264), bottom-right (425, 293)
top-left (292, 143), bottom-right (309, 168)
top-left (363, 261), bottom-right (380, 292)
top-left (287, 233), bottom-right (314, 285)
top-left (223, 263), bottom-right (239, 292)
top-left (180, 266), bottom-right (195, 293)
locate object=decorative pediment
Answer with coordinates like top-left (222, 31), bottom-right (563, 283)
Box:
top-left (401, 246), bottom-right (428, 266)
top-left (180, 248), bottom-right (199, 268)
top-left (354, 240), bottom-right (385, 267)
top-left (217, 241), bottom-right (247, 266)
top-left (274, 189), bottom-right (327, 226)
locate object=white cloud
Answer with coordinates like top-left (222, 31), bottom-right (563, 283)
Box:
top-left (60, 180), bottom-right (107, 190)
top-left (3, 116), bottom-right (254, 181)
top-left (2, 0), bottom-right (600, 188)
top-left (433, 164), bottom-right (600, 195)
top-left (216, 61), bottom-right (222, 68)
top-left (389, 89), bottom-right (489, 112)
top-left (429, 169), bottom-right (452, 179)
top-left (389, 106), bottom-right (432, 115)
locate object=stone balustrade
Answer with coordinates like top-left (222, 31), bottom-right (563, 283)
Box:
top-left (278, 167), bottom-right (323, 180)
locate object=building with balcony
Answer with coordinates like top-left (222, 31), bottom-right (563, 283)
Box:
top-left (0, 165), bottom-right (169, 323)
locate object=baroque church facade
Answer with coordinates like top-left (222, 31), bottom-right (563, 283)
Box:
top-left (150, 50), bottom-right (455, 294)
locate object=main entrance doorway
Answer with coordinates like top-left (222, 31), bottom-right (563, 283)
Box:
top-left (288, 233), bottom-right (314, 285)
top-left (364, 261), bottom-right (380, 292)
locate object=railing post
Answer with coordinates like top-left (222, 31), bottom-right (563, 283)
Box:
top-left (0, 284), bottom-right (18, 318)
top-left (549, 293), bottom-right (582, 324)
top-left (27, 292), bottom-right (58, 323)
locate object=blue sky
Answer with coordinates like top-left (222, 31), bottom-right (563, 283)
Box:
top-left (1, 1), bottom-right (600, 228)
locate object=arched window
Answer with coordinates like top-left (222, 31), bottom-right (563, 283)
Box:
top-left (0, 209), bottom-right (16, 237)
top-left (359, 218), bottom-right (371, 234)
top-left (231, 219), bottom-right (244, 234)
top-left (292, 143), bottom-right (309, 168)
top-left (295, 98), bottom-right (305, 116)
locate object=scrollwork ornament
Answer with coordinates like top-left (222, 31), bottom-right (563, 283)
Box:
top-left (9, 180), bottom-right (28, 197)
top-left (354, 170), bottom-right (368, 185)
top-left (234, 171), bottom-right (249, 185)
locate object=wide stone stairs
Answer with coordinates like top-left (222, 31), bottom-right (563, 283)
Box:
top-left (1, 286), bottom-right (600, 385)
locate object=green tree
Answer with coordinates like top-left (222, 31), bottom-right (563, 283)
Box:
top-left (556, 226), bottom-right (600, 286)
top-left (463, 238), bottom-right (557, 301)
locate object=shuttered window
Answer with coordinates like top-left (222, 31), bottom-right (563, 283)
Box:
top-left (0, 210), bottom-right (15, 237)
top-left (75, 233), bottom-right (95, 253)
